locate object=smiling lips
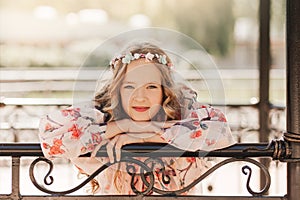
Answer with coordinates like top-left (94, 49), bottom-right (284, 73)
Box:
top-left (132, 106), bottom-right (149, 112)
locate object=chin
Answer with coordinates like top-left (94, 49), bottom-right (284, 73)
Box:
top-left (131, 116), bottom-right (151, 121)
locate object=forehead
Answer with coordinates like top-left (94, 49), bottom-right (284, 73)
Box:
top-left (123, 59), bottom-right (162, 84)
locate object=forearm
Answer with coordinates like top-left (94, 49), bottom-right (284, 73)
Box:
top-left (144, 134), bottom-right (167, 143)
top-left (104, 119), bottom-right (173, 139)
top-left (127, 133), bottom-right (167, 143)
top-left (105, 121), bottom-right (124, 139)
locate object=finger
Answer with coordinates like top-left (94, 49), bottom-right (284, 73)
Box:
top-left (91, 139), bottom-right (107, 157)
top-left (115, 135), bottom-right (141, 162)
top-left (106, 136), bottom-right (119, 163)
top-left (105, 120), bottom-right (126, 139)
top-left (91, 144), bottom-right (101, 157)
top-left (114, 136), bottom-right (124, 162)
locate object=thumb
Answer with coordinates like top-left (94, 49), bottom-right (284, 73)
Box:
top-left (91, 140), bottom-right (106, 157)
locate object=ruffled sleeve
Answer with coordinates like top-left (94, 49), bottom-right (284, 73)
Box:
top-left (161, 87), bottom-right (236, 151)
top-left (39, 102), bottom-right (108, 159)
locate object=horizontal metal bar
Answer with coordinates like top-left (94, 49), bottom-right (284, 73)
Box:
top-left (0, 143), bottom-right (44, 157)
top-left (0, 142), bottom-right (276, 158)
top-left (18, 195), bottom-right (286, 200)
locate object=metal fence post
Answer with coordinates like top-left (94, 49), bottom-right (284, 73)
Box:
top-left (258, 0), bottom-right (271, 191)
top-left (286, 0), bottom-right (300, 199)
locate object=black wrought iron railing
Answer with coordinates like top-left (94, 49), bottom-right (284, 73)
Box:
top-left (0, 140), bottom-right (293, 200)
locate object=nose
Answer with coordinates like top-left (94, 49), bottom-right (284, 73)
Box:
top-left (133, 87), bottom-right (146, 101)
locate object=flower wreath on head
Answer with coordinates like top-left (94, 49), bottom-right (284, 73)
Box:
top-left (109, 52), bottom-right (173, 69)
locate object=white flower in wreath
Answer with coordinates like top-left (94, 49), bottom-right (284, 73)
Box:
top-left (145, 52), bottom-right (154, 61)
top-left (133, 53), bottom-right (140, 59)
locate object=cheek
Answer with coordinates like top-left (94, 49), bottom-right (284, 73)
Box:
top-left (148, 91), bottom-right (163, 118)
top-left (149, 90), bottom-right (163, 105)
top-left (120, 90), bottom-right (133, 110)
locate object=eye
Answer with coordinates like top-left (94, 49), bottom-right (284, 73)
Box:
top-left (123, 85), bottom-right (134, 89)
top-left (147, 84), bottom-right (159, 89)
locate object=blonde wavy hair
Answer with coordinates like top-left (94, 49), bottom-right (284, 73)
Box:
top-left (90, 42), bottom-right (184, 193)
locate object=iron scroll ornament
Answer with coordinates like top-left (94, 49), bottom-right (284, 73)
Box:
top-left (139, 157), bottom-right (270, 196)
top-left (29, 156), bottom-right (271, 196)
top-left (29, 157), bottom-right (155, 195)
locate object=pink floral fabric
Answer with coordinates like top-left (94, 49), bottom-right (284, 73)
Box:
top-left (39, 88), bottom-right (236, 194)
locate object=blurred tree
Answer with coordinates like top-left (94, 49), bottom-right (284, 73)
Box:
top-left (91, 0), bottom-right (235, 57)
top-left (150, 0), bottom-right (235, 56)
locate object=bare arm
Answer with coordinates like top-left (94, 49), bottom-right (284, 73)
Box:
top-left (104, 119), bottom-right (177, 139)
top-left (106, 132), bottom-right (167, 163)
top-left (92, 119), bottom-right (177, 161)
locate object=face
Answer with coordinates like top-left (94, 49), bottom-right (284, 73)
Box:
top-left (120, 59), bottom-right (163, 121)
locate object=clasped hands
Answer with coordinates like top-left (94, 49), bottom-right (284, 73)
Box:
top-left (91, 119), bottom-right (176, 163)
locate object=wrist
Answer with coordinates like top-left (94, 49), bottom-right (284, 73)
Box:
top-left (105, 121), bottom-right (124, 139)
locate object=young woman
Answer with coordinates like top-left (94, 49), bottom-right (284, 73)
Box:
top-left (39, 42), bottom-right (236, 194)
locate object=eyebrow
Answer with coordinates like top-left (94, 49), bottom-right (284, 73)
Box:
top-left (122, 81), bottom-right (135, 84)
top-left (147, 82), bottom-right (161, 85)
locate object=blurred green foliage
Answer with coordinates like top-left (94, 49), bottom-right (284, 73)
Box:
top-left (0, 0), bottom-right (286, 68)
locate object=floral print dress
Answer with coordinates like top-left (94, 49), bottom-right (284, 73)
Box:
top-left (39, 87), bottom-right (236, 194)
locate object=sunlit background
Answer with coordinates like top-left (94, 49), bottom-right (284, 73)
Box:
top-left (0, 0), bottom-right (287, 197)
top-left (0, 0), bottom-right (285, 66)
top-left (0, 0), bottom-right (286, 103)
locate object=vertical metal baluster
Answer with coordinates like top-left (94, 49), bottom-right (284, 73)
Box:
top-left (11, 157), bottom-right (20, 200)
